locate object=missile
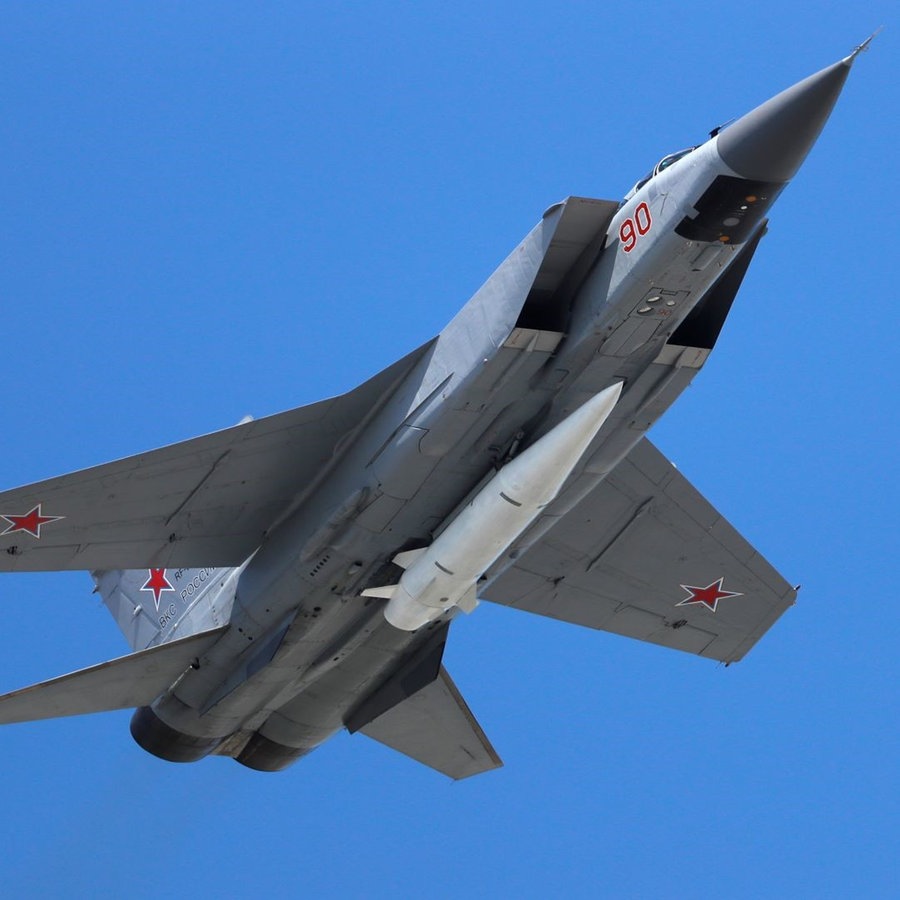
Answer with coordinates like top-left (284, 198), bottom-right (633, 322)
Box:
top-left (364, 381), bottom-right (623, 630)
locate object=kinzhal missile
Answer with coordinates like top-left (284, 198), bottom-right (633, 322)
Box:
top-left (364, 381), bottom-right (624, 630)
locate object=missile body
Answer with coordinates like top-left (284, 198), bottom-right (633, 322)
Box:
top-left (364, 382), bottom-right (623, 630)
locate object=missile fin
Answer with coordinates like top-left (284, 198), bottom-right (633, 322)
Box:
top-left (393, 547), bottom-right (428, 569)
top-left (458, 585), bottom-right (478, 614)
top-left (361, 584), bottom-right (398, 599)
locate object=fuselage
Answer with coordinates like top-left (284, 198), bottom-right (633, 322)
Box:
top-left (129, 55), bottom-right (854, 769)
top-left (133, 134), bottom-right (767, 767)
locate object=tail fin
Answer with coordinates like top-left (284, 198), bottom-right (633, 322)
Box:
top-left (92, 565), bottom-right (239, 650)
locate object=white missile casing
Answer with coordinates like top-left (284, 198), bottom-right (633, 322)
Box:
top-left (367, 381), bottom-right (623, 630)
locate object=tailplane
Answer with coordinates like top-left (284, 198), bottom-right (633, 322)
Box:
top-left (0, 626), bottom-right (226, 724)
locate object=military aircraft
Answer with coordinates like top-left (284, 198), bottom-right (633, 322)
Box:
top-left (0, 45), bottom-right (867, 779)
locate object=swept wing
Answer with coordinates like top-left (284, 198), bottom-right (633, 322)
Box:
top-left (0, 342), bottom-right (433, 572)
top-left (482, 438), bottom-right (796, 663)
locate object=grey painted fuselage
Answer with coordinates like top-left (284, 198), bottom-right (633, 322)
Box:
top-left (143, 57), bottom-right (851, 767)
top-left (0, 51), bottom-right (863, 776)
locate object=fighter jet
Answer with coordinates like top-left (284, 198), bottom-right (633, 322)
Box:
top-left (0, 46), bottom-right (866, 779)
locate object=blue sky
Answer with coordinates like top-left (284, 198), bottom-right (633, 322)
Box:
top-left (0, 4), bottom-right (897, 898)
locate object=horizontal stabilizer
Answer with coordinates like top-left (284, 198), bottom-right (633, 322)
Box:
top-left (0, 627), bottom-right (226, 724)
top-left (358, 666), bottom-right (502, 780)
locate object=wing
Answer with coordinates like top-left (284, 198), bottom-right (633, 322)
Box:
top-left (356, 667), bottom-right (502, 780)
top-left (482, 438), bottom-right (796, 663)
top-left (0, 341), bottom-right (433, 572)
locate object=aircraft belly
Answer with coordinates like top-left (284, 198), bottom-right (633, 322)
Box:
top-left (233, 620), bottom-right (446, 761)
top-left (250, 635), bottom-right (434, 750)
top-left (223, 327), bottom-right (574, 643)
top-left (229, 194), bottom-right (729, 644)
top-left (145, 169), bottom-right (754, 750)
top-left (145, 582), bottom-right (448, 748)
top-left (602, 317), bottom-right (661, 357)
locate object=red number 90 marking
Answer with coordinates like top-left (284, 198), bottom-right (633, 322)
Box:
top-left (619, 201), bottom-right (652, 253)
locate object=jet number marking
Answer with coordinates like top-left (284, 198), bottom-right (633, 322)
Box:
top-left (620, 201), bottom-right (652, 253)
top-left (0, 504), bottom-right (65, 538)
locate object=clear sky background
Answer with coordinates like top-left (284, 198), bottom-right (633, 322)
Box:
top-left (0, 4), bottom-right (896, 898)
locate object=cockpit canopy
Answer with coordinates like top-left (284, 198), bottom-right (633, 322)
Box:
top-left (624, 146), bottom-right (697, 200)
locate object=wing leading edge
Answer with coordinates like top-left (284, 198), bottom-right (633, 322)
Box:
top-left (0, 341), bottom-right (434, 572)
top-left (482, 437), bottom-right (796, 663)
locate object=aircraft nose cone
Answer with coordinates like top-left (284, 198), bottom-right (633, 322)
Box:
top-left (717, 59), bottom-right (852, 183)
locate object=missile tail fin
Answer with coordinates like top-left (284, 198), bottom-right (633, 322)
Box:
top-left (458, 585), bottom-right (478, 614)
top-left (392, 547), bottom-right (428, 569)
top-left (361, 584), bottom-right (398, 600)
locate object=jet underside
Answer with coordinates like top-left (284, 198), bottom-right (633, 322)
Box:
top-left (142, 184), bottom-right (767, 767)
top-left (0, 50), bottom-right (862, 778)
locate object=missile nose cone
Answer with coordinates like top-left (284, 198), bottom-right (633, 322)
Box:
top-left (717, 58), bottom-right (852, 183)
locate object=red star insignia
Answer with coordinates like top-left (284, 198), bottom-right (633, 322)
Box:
top-left (141, 568), bottom-right (175, 610)
top-left (676, 577), bottom-right (743, 613)
top-left (1, 504), bottom-right (65, 538)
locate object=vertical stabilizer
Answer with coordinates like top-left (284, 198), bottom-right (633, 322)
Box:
top-left (93, 566), bottom-right (239, 650)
